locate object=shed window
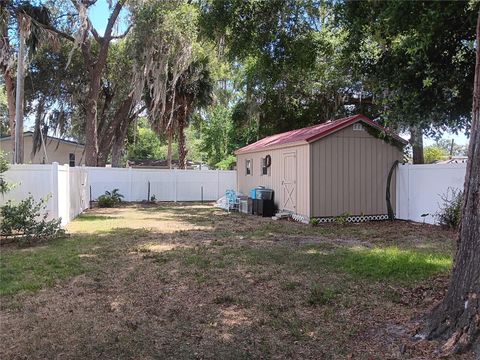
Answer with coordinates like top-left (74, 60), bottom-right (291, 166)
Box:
top-left (69, 153), bottom-right (75, 167)
top-left (261, 157), bottom-right (269, 176)
top-left (245, 159), bottom-right (252, 175)
top-left (353, 123), bottom-right (364, 131)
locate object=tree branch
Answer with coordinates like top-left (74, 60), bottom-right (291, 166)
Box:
top-left (111, 23), bottom-right (133, 39)
top-left (103, 0), bottom-right (125, 41)
top-left (88, 18), bottom-right (102, 43)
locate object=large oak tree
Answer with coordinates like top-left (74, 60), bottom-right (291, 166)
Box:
top-left (423, 9), bottom-right (480, 354)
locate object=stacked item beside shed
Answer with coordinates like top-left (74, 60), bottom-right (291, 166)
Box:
top-left (248, 187), bottom-right (275, 217)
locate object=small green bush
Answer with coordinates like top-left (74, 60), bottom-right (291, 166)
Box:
top-left (436, 188), bottom-right (463, 229)
top-left (97, 189), bottom-right (124, 208)
top-left (0, 150), bottom-right (13, 195)
top-left (335, 212), bottom-right (350, 225)
top-left (97, 195), bottom-right (115, 208)
top-left (0, 195), bottom-right (63, 242)
top-left (309, 218), bottom-right (320, 227)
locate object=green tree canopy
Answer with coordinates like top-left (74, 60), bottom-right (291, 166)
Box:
top-left (338, 0), bottom-right (476, 135)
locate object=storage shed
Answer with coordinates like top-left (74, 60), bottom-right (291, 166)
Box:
top-left (235, 114), bottom-right (407, 221)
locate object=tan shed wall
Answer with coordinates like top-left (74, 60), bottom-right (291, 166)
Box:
top-left (0, 136), bottom-right (84, 165)
top-left (310, 124), bottom-right (403, 217)
top-left (236, 143), bottom-right (310, 217)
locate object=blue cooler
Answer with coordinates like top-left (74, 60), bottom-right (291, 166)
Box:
top-left (250, 186), bottom-right (265, 199)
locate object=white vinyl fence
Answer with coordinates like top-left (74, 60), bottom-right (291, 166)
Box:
top-left (1, 163), bottom-right (89, 226)
top-left (86, 167), bottom-right (237, 202)
top-left (2, 162), bottom-right (465, 227)
top-left (395, 163), bottom-right (467, 224)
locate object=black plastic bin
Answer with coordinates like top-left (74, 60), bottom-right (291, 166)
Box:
top-left (256, 188), bottom-right (274, 201)
top-left (252, 199), bottom-right (275, 217)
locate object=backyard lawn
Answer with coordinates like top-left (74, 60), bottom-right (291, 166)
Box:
top-left (0, 203), bottom-right (473, 359)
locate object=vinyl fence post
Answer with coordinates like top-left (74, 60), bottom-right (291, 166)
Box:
top-left (174, 169), bottom-right (177, 202)
top-left (65, 164), bottom-right (71, 223)
top-left (147, 181), bottom-right (150, 202)
top-left (128, 167), bottom-right (133, 202)
top-left (216, 169), bottom-right (220, 200)
top-left (51, 162), bottom-right (59, 221)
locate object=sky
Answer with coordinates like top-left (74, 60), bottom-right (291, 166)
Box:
top-left (88, 0), bottom-right (130, 36)
top-left (424, 131), bottom-right (469, 146)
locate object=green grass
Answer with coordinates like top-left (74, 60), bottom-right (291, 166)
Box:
top-left (307, 284), bottom-right (338, 306)
top-left (332, 247), bottom-right (452, 282)
top-left (0, 204), bottom-right (454, 297)
top-left (0, 236), bottom-right (99, 296)
top-left (75, 214), bottom-right (116, 221)
top-left (164, 243), bottom-right (452, 284)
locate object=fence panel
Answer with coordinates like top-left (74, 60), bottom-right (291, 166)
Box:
top-left (85, 168), bottom-right (237, 202)
top-left (148, 170), bottom-right (177, 202)
top-left (2, 163), bottom-right (89, 226)
top-left (176, 170), bottom-right (219, 201)
top-left (2, 163), bottom-right (469, 226)
top-left (68, 167), bottom-right (89, 223)
top-left (396, 163), bottom-right (466, 224)
top-left (1, 164), bottom-right (57, 221)
top-left (86, 167), bottom-right (133, 201)
top-left (56, 164), bottom-right (71, 226)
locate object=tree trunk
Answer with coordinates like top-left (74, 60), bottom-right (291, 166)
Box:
top-left (167, 128), bottom-right (173, 169)
top-left (1, 1), bottom-right (15, 158)
top-left (111, 128), bottom-right (127, 168)
top-left (96, 96), bottom-right (134, 167)
top-left (423, 10), bottom-right (480, 354)
top-left (84, 76), bottom-right (100, 166)
top-left (410, 126), bottom-right (424, 164)
top-left (4, 69), bottom-right (15, 157)
top-left (77, 0), bottom-right (126, 166)
top-left (178, 113), bottom-right (187, 170)
top-left (111, 116), bottom-right (133, 168)
top-left (14, 20), bottom-right (26, 164)
top-left (96, 150), bottom-right (108, 167)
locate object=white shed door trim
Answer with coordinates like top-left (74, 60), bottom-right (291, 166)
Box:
top-left (282, 151), bottom-right (297, 212)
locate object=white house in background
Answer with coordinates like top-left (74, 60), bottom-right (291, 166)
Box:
top-left (0, 131), bottom-right (84, 166)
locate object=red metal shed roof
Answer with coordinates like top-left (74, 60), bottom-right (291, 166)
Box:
top-left (235, 114), bottom-right (407, 155)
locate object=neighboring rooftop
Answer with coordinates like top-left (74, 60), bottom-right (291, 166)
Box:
top-left (0, 131), bottom-right (84, 147)
top-left (235, 114), bottom-right (407, 155)
top-left (128, 159), bottom-right (208, 169)
top-left (434, 156), bottom-right (468, 164)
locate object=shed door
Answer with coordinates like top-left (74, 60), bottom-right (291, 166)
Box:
top-left (282, 151), bottom-right (297, 212)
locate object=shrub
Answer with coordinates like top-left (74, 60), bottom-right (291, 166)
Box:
top-left (97, 189), bottom-right (124, 208)
top-left (0, 150), bottom-right (12, 195)
top-left (335, 212), bottom-right (350, 225)
top-left (0, 195), bottom-right (63, 242)
top-left (424, 145), bottom-right (447, 164)
top-left (309, 218), bottom-right (320, 227)
top-left (436, 188), bottom-right (463, 229)
top-left (215, 155), bottom-right (236, 170)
